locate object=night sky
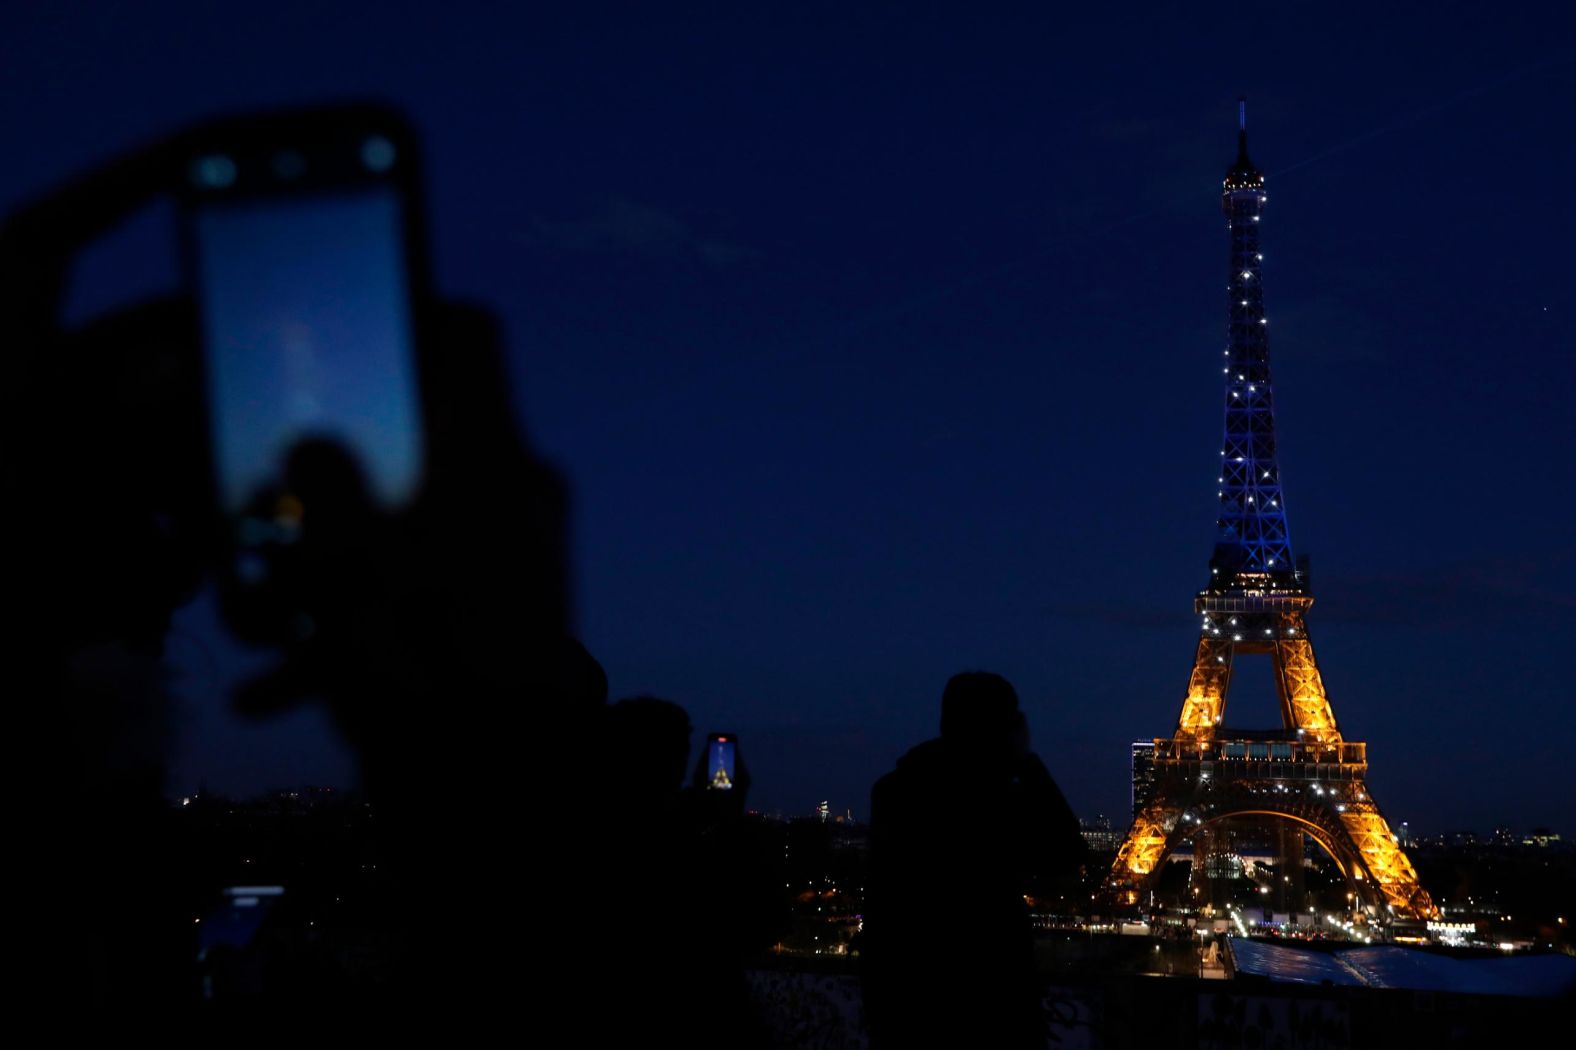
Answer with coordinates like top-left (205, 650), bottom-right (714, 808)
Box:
top-left (4, 5), bottom-right (1572, 834)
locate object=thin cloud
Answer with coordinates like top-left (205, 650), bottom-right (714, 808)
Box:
top-left (532, 195), bottom-right (761, 267)
top-left (1318, 558), bottom-right (1576, 627)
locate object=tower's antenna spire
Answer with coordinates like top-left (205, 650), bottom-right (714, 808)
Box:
top-left (1237, 96), bottom-right (1251, 167)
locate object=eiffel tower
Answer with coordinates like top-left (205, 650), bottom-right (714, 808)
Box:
top-left (1106, 102), bottom-right (1436, 923)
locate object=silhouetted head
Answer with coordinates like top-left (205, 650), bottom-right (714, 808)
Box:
top-left (605, 696), bottom-right (692, 795)
top-left (939, 672), bottom-right (1020, 753)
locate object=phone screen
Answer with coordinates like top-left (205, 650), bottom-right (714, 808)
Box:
top-left (707, 736), bottom-right (736, 790)
top-left (194, 186), bottom-right (424, 513)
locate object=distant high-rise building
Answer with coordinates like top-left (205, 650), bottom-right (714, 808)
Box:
top-left (1131, 741), bottom-right (1157, 819)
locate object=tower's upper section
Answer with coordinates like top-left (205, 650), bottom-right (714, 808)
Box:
top-left (1223, 98), bottom-right (1264, 194)
top-left (1207, 100), bottom-right (1305, 597)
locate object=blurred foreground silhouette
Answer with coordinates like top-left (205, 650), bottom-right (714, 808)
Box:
top-left (2, 107), bottom-right (800, 1041)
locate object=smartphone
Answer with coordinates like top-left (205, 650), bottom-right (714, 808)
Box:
top-left (179, 108), bottom-right (432, 637)
top-left (705, 733), bottom-right (737, 791)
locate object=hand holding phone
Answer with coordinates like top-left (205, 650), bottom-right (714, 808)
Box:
top-left (180, 107), bottom-right (432, 640)
top-left (691, 731), bottom-right (752, 820)
top-left (4, 107), bottom-right (580, 1017)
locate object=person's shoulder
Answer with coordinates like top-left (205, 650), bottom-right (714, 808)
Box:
top-left (897, 737), bottom-right (947, 769)
top-left (884, 739), bottom-right (948, 781)
top-left (872, 738), bottom-right (946, 807)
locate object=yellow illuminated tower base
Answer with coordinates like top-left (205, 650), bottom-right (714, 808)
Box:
top-left (1107, 587), bottom-right (1436, 920)
top-left (1107, 103), bottom-right (1436, 924)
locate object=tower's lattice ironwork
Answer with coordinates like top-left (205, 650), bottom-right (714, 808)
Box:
top-left (1106, 102), bottom-right (1437, 923)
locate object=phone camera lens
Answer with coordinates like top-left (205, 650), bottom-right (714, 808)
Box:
top-left (191, 154), bottom-right (238, 189)
top-left (361, 136), bottom-right (396, 173)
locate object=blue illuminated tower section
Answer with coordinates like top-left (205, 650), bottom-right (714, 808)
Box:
top-left (1211, 99), bottom-right (1298, 590)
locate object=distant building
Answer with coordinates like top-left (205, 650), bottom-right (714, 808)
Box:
top-left (1080, 815), bottom-right (1124, 852)
top-left (1131, 741), bottom-right (1157, 818)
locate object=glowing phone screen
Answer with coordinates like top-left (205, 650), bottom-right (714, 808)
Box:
top-left (196, 187), bottom-right (423, 513)
top-left (708, 738), bottom-right (737, 790)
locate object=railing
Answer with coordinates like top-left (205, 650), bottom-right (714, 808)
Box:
top-left (1153, 738), bottom-right (1367, 782)
top-left (1195, 593), bottom-right (1309, 614)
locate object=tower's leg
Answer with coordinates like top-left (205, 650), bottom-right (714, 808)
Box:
top-left (1277, 821), bottom-right (1305, 915)
top-left (1272, 613), bottom-right (1340, 741)
top-left (1336, 785), bottom-right (1437, 918)
top-left (1109, 800), bottom-right (1183, 906)
top-left (1178, 633), bottom-right (1233, 738)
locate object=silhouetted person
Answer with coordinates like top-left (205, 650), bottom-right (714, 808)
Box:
top-left (679, 729), bottom-right (788, 1039)
top-left (581, 697), bottom-right (776, 1045)
top-left (862, 672), bottom-right (1087, 1048)
top-left (588, 697), bottom-right (708, 1039)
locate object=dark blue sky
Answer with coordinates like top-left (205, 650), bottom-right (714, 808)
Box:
top-left (5, 4), bottom-right (1572, 833)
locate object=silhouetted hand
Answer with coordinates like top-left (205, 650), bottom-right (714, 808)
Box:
top-left (229, 303), bottom-right (574, 784)
top-left (690, 738), bottom-right (753, 819)
top-left (2, 129), bottom-right (213, 660)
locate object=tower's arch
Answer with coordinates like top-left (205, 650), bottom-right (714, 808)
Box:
top-left (1157, 808), bottom-right (1379, 914)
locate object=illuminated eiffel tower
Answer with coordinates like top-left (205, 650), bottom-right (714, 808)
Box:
top-left (1106, 103), bottom-right (1436, 923)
